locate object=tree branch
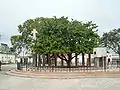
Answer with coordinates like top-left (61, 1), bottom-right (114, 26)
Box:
top-left (57, 54), bottom-right (67, 62)
top-left (71, 53), bottom-right (79, 60)
top-left (61, 54), bottom-right (67, 61)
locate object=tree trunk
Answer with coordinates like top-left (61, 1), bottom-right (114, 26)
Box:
top-left (39, 54), bottom-right (42, 66)
top-left (47, 54), bottom-right (51, 67)
top-left (82, 53), bottom-right (85, 66)
top-left (35, 53), bottom-right (37, 67)
top-left (67, 53), bottom-right (72, 68)
top-left (88, 53), bottom-right (91, 66)
top-left (54, 54), bottom-right (57, 67)
top-left (75, 53), bottom-right (78, 66)
top-left (42, 54), bottom-right (46, 67)
top-left (67, 61), bottom-right (71, 68)
top-left (37, 54), bottom-right (41, 70)
top-left (33, 53), bottom-right (37, 67)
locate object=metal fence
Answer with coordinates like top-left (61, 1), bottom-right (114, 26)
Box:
top-left (17, 62), bottom-right (120, 72)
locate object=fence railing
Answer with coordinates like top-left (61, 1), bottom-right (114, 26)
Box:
top-left (17, 63), bottom-right (120, 72)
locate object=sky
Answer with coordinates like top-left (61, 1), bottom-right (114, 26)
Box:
top-left (0, 0), bottom-right (120, 46)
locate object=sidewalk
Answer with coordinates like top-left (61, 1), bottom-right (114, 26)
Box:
top-left (6, 70), bottom-right (120, 79)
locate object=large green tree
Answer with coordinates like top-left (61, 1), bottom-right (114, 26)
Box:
top-left (11, 16), bottom-right (100, 67)
top-left (101, 28), bottom-right (120, 59)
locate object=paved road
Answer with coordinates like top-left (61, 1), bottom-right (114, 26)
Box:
top-left (0, 64), bottom-right (120, 90)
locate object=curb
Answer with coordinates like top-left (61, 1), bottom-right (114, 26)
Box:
top-left (6, 71), bottom-right (120, 79)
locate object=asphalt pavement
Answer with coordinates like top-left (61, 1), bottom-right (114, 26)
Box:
top-left (0, 64), bottom-right (120, 90)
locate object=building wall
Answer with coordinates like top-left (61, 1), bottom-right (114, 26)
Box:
top-left (93, 47), bottom-right (107, 57)
top-left (0, 53), bottom-right (16, 63)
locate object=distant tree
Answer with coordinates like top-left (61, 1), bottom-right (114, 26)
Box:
top-left (0, 43), bottom-right (9, 53)
top-left (11, 35), bottom-right (23, 55)
top-left (101, 28), bottom-right (120, 59)
top-left (10, 47), bottom-right (15, 53)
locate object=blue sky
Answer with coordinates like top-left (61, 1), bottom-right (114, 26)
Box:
top-left (0, 0), bottom-right (120, 46)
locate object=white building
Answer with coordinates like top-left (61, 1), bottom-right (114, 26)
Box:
top-left (0, 53), bottom-right (16, 63)
top-left (0, 43), bottom-right (16, 64)
top-left (93, 47), bottom-right (119, 68)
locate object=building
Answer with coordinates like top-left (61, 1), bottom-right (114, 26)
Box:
top-left (0, 43), bottom-right (16, 64)
top-left (93, 47), bottom-right (119, 68)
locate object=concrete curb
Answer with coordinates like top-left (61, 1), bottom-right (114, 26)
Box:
top-left (6, 70), bottom-right (120, 79)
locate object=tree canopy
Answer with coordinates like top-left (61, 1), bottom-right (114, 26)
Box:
top-left (11, 16), bottom-right (100, 54)
top-left (35, 17), bottom-right (99, 54)
top-left (101, 28), bottom-right (120, 58)
top-left (11, 16), bottom-right (100, 67)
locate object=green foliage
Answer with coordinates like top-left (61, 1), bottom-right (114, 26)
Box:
top-left (11, 16), bottom-right (100, 55)
top-left (34, 17), bottom-right (100, 54)
top-left (11, 35), bottom-right (23, 54)
top-left (101, 28), bottom-right (120, 55)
